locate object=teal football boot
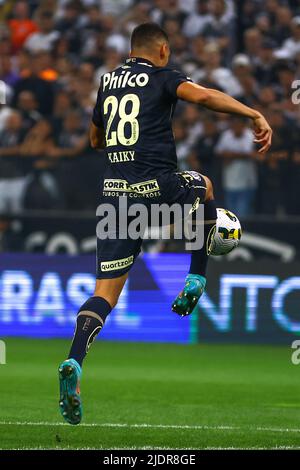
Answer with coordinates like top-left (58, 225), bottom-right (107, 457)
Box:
top-left (58, 358), bottom-right (82, 425)
top-left (172, 274), bottom-right (206, 316)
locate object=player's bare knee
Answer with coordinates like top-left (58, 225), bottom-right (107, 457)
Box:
top-left (203, 176), bottom-right (214, 201)
top-left (92, 290), bottom-right (118, 309)
top-left (106, 297), bottom-right (118, 309)
top-left (93, 273), bottom-right (128, 310)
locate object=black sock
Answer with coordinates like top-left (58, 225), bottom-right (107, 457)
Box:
top-left (68, 296), bottom-right (112, 366)
top-left (189, 199), bottom-right (217, 277)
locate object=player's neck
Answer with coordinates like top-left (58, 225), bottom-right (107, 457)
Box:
top-left (129, 51), bottom-right (157, 66)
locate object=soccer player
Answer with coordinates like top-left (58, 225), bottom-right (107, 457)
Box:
top-left (58, 23), bottom-right (272, 425)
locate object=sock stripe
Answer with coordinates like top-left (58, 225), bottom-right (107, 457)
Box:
top-left (77, 311), bottom-right (104, 326)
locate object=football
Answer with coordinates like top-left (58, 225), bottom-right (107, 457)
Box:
top-left (210, 208), bottom-right (242, 256)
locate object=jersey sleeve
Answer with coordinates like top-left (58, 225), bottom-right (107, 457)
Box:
top-left (163, 69), bottom-right (193, 99)
top-left (92, 82), bottom-right (104, 128)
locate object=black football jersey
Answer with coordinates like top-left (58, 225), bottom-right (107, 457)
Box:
top-left (92, 57), bottom-right (192, 181)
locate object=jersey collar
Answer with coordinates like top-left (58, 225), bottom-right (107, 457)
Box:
top-left (125, 57), bottom-right (154, 67)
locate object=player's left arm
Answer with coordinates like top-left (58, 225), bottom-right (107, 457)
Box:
top-left (90, 79), bottom-right (106, 150)
top-left (90, 122), bottom-right (105, 150)
top-left (177, 82), bottom-right (273, 154)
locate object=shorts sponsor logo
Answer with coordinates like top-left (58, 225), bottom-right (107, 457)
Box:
top-left (103, 179), bottom-right (160, 197)
top-left (101, 255), bottom-right (134, 272)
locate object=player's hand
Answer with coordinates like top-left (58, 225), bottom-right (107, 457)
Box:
top-left (253, 114), bottom-right (273, 154)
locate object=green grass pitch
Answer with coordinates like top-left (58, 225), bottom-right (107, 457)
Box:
top-left (1, 338), bottom-right (300, 449)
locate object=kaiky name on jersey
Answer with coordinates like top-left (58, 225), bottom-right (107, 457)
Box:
top-left (102, 70), bottom-right (149, 91)
top-left (108, 150), bottom-right (135, 163)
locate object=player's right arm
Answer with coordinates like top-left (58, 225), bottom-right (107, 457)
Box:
top-left (177, 82), bottom-right (272, 154)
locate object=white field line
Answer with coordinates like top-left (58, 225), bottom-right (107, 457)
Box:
top-left (1, 421), bottom-right (300, 434)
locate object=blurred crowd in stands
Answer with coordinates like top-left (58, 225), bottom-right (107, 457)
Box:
top-left (1, 0), bottom-right (300, 218)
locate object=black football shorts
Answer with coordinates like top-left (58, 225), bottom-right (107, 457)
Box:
top-left (96, 170), bottom-right (207, 279)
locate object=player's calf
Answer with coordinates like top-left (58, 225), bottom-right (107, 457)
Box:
top-left (172, 176), bottom-right (216, 316)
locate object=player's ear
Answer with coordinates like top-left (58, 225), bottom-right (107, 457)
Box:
top-left (160, 42), bottom-right (169, 61)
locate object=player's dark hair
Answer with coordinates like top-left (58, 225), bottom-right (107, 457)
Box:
top-left (131, 23), bottom-right (169, 50)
